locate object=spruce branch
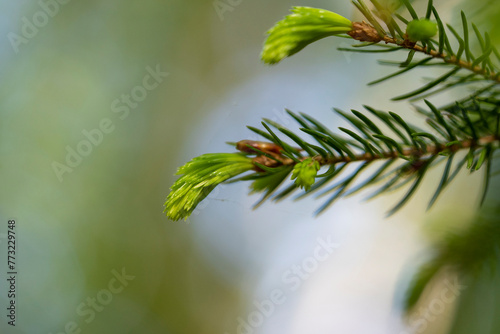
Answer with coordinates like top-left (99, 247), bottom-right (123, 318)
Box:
top-left (165, 103), bottom-right (499, 221)
top-left (345, 0), bottom-right (500, 94)
top-left (261, 3), bottom-right (500, 102)
top-left (165, 1), bottom-right (500, 221)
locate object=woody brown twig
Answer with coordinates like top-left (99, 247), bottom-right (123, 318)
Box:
top-left (348, 21), bottom-right (500, 83)
top-left (248, 135), bottom-right (499, 171)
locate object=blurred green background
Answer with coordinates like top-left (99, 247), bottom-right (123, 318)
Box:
top-left (0, 0), bottom-right (499, 333)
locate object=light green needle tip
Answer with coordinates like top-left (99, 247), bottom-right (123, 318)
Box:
top-left (261, 6), bottom-right (352, 65)
top-left (164, 153), bottom-right (253, 221)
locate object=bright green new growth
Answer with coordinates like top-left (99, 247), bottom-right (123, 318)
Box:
top-left (261, 6), bottom-right (352, 64)
top-left (406, 19), bottom-right (437, 41)
top-left (291, 158), bottom-right (320, 191)
top-left (164, 153), bottom-right (253, 221)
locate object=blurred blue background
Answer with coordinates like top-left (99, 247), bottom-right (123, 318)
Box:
top-left (0, 0), bottom-right (498, 333)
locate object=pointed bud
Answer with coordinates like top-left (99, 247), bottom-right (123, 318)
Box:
top-left (406, 19), bottom-right (438, 42)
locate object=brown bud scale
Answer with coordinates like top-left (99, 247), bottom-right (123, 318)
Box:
top-left (348, 21), bottom-right (383, 43)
